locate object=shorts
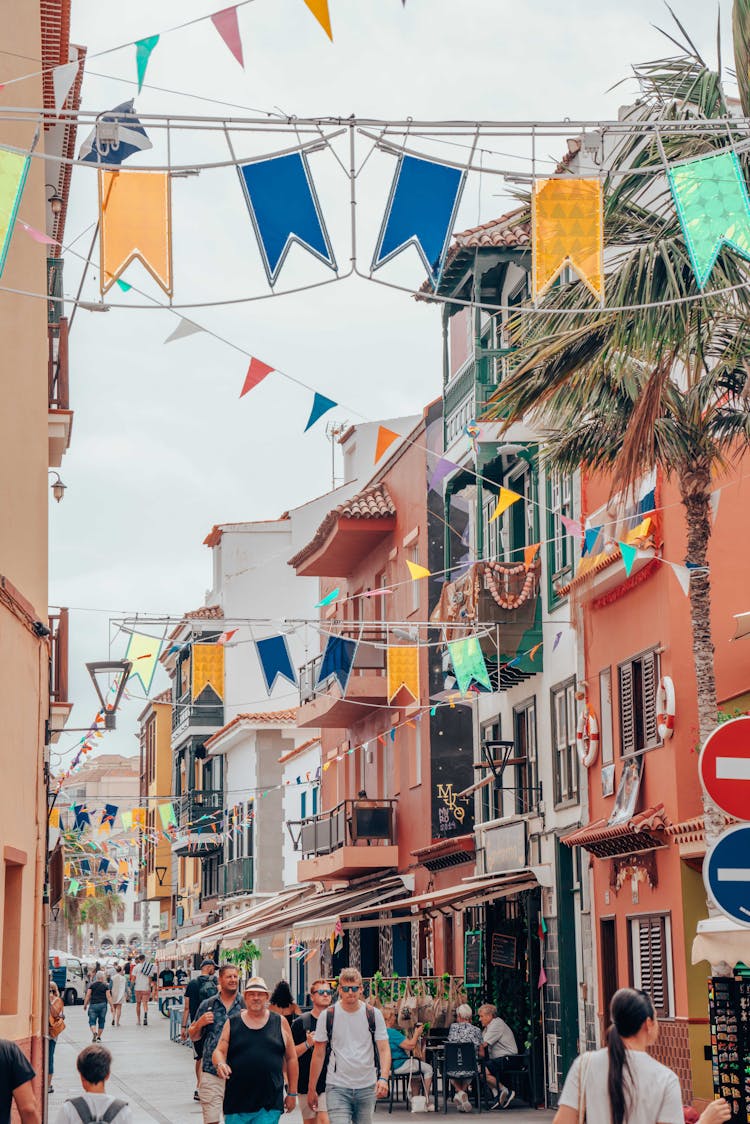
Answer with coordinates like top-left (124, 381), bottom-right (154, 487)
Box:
top-left (199, 1071), bottom-right (225, 1124)
top-left (225, 1111), bottom-right (282, 1124)
top-left (301, 1092), bottom-right (327, 1118)
top-left (87, 1003), bottom-right (107, 1030)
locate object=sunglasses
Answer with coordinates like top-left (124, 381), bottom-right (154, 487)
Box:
top-left (313, 988), bottom-right (333, 996)
top-left (340, 985), bottom-right (360, 993)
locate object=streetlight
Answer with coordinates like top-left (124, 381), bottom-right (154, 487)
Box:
top-left (45, 184), bottom-right (63, 215)
top-left (49, 470), bottom-right (66, 503)
top-left (86, 660), bottom-right (133, 729)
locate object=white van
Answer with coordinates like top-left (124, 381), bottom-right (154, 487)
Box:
top-left (49, 950), bottom-right (86, 1006)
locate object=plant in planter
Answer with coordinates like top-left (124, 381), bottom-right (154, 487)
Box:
top-left (222, 940), bottom-right (262, 985)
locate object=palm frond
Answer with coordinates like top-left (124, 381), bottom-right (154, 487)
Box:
top-left (733, 0), bottom-right (750, 115)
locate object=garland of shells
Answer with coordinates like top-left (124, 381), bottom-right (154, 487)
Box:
top-left (483, 560), bottom-right (538, 609)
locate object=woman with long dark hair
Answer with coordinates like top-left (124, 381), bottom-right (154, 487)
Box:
top-left (269, 980), bottom-right (301, 1027)
top-left (553, 988), bottom-right (729, 1124)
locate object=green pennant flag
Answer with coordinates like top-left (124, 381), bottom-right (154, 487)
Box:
top-left (0, 147), bottom-right (30, 277)
top-left (448, 636), bottom-right (491, 695)
top-left (618, 541), bottom-right (637, 577)
top-left (668, 150), bottom-right (750, 289)
top-left (135, 35), bottom-right (159, 93)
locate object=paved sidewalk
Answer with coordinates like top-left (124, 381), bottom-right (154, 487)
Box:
top-left (48, 1003), bottom-right (553, 1123)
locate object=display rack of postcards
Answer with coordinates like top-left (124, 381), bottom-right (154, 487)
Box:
top-left (708, 975), bottom-right (750, 1120)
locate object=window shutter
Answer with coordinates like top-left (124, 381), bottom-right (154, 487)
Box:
top-left (619, 663), bottom-right (635, 755)
top-left (642, 651), bottom-right (659, 747)
top-left (638, 917), bottom-right (668, 1017)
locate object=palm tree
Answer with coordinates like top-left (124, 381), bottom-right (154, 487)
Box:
top-left (483, 30), bottom-right (750, 847)
top-left (63, 889), bottom-right (123, 956)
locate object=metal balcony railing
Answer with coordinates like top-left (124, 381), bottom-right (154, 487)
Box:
top-left (299, 626), bottom-right (388, 705)
top-left (221, 856), bottom-right (254, 898)
top-left (171, 698), bottom-right (224, 734)
top-left (289, 798), bottom-right (397, 859)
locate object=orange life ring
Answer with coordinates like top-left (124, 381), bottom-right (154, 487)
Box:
top-left (656, 676), bottom-right (675, 741)
top-left (576, 705), bottom-right (600, 768)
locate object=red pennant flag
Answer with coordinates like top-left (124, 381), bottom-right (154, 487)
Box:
top-left (241, 358), bottom-right (274, 397)
top-left (211, 6), bottom-right (244, 67)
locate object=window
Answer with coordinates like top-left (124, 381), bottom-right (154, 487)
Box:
top-left (546, 472), bottom-right (574, 606)
top-left (513, 700), bottom-right (538, 815)
top-left (480, 721), bottom-right (502, 823)
top-left (300, 791), bottom-right (307, 820)
top-left (619, 649), bottom-right (660, 755)
top-left (409, 721), bottom-right (422, 789)
top-left (1, 856), bottom-right (23, 1013)
top-left (311, 786), bottom-right (319, 816)
top-left (551, 678), bottom-right (579, 805)
top-left (409, 546), bottom-right (420, 613)
top-left (600, 668), bottom-right (614, 766)
top-left (629, 914), bottom-right (673, 1018)
top-left (117, 904), bottom-right (126, 924)
top-left (202, 855), bottom-right (221, 900)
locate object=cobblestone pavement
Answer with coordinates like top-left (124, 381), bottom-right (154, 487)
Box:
top-left (48, 1003), bottom-right (553, 1123)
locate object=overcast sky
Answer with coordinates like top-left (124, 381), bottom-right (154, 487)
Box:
top-left (51, 0), bottom-right (734, 770)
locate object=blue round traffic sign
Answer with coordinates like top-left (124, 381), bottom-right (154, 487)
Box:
top-left (703, 824), bottom-right (750, 928)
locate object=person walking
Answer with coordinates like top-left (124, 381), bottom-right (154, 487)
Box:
top-left (189, 965), bottom-right (244, 1124)
top-left (109, 967), bottom-right (126, 1028)
top-left (183, 960), bottom-right (218, 1102)
top-left (308, 967), bottom-right (391, 1124)
top-left (292, 979), bottom-right (334, 1124)
top-left (132, 955), bottom-right (155, 1027)
top-left (446, 1004), bottom-right (483, 1111)
top-left (213, 976), bottom-right (299, 1124)
top-left (478, 1003), bottom-right (516, 1109)
top-left (83, 972), bottom-right (113, 1043)
top-left (270, 980), bottom-right (302, 1028)
top-left (54, 1044), bottom-right (132, 1124)
top-left (0, 1037), bottom-right (39, 1124)
top-left (48, 982), bottom-right (66, 1094)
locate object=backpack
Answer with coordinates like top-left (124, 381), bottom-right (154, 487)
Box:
top-left (326, 1003), bottom-right (380, 1074)
top-left (67, 1096), bottom-right (128, 1123)
top-left (196, 975), bottom-right (218, 1005)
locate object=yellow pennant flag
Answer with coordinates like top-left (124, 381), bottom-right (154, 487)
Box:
top-left (99, 169), bottom-right (173, 296)
top-left (303, 0), bottom-right (332, 39)
top-left (406, 560), bottom-right (430, 581)
top-left (625, 516), bottom-right (652, 545)
top-left (132, 807), bottom-right (146, 829)
top-left (524, 543), bottom-right (540, 570)
top-left (489, 487), bottom-right (522, 523)
top-left (532, 178), bottom-right (603, 302)
top-left (192, 642), bottom-right (225, 700)
top-left (49, 808), bottom-right (60, 829)
top-left (387, 646), bottom-right (420, 704)
top-left (85, 883), bottom-right (95, 897)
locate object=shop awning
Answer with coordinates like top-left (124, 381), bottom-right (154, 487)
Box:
top-left (562, 805), bottom-right (670, 859)
top-left (691, 916), bottom-right (750, 966)
top-left (174, 887), bottom-right (313, 957)
top-left (341, 869), bottom-right (542, 924)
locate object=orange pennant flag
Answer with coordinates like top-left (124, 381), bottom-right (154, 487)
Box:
top-left (99, 170), bottom-right (173, 296)
top-left (375, 426), bottom-right (400, 463)
top-left (532, 178), bottom-right (603, 302)
top-left (387, 646), bottom-right (420, 704)
top-left (303, 0), bottom-right (333, 38)
top-left (524, 543), bottom-right (540, 570)
top-left (529, 642), bottom-right (542, 662)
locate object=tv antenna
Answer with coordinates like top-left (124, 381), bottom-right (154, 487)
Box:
top-left (325, 419), bottom-right (349, 491)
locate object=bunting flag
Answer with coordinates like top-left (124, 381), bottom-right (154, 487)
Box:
top-left (560, 514), bottom-right (583, 538)
top-left (238, 152), bottom-right (336, 284)
top-left (79, 100), bottom-right (153, 165)
top-left (625, 516), bottom-right (651, 545)
top-left (68, 878), bottom-right (80, 896)
top-left (315, 588), bottom-right (340, 608)
top-left (552, 630), bottom-right (563, 652)
top-left (121, 811), bottom-right (132, 832)
top-left (532, 177), bottom-right (604, 301)
top-left (80, 858), bottom-right (91, 875)
top-left (375, 426), bottom-right (400, 463)
top-left (49, 808), bottom-right (60, 829)
top-left (583, 526), bottom-right (601, 555)
top-left (387, 646), bottom-right (419, 703)
top-left (98, 858), bottom-right (110, 874)
top-left (524, 543), bottom-right (540, 570)
top-left (529, 643), bottom-right (542, 662)
top-left (135, 35), bottom-right (159, 92)
top-left (303, 0), bottom-right (333, 38)
top-left (304, 392), bottom-right (337, 431)
top-left (132, 808), bottom-right (146, 829)
top-left (118, 860), bottom-right (129, 877)
top-left (316, 635), bottom-right (358, 694)
top-left (211, 6), bottom-right (245, 66)
top-left (618, 541), bottom-right (637, 577)
top-left (159, 803), bottom-right (177, 831)
top-left (192, 642), bottom-right (225, 700)
top-left (488, 486), bottom-right (522, 523)
top-left (18, 221), bottom-right (57, 245)
top-left (668, 150), bottom-right (750, 289)
top-left (256, 634), bottom-right (298, 693)
top-left (428, 456), bottom-right (455, 493)
top-left (670, 562), bottom-right (691, 596)
top-left (164, 317), bottom-right (204, 344)
top-left (372, 154), bottom-right (465, 287)
top-left (0, 147), bottom-right (30, 277)
top-left (329, 917), bottom-right (344, 954)
top-left (86, 883), bottom-right (95, 897)
top-left (448, 636), bottom-right (492, 695)
top-left (218, 629), bottom-right (238, 644)
top-left (240, 357), bottom-right (274, 396)
top-left (73, 805), bottom-right (91, 831)
top-left (101, 804), bottom-right (118, 828)
top-left (99, 169), bottom-right (173, 296)
top-left (125, 630), bottom-right (163, 694)
top-left (52, 60), bottom-right (79, 113)
top-left (406, 559), bottom-right (430, 581)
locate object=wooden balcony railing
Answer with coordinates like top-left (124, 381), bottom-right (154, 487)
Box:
top-left (48, 318), bottom-right (69, 411)
top-left (49, 607), bottom-right (69, 704)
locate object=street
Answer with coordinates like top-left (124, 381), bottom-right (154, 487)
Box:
top-left (48, 1003), bottom-right (554, 1124)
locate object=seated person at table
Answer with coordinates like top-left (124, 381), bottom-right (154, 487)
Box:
top-left (383, 1006), bottom-right (433, 1106)
top-left (478, 1004), bottom-right (516, 1110)
top-left (446, 1005), bottom-right (483, 1112)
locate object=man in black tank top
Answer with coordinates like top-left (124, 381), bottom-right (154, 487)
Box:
top-left (212, 976), bottom-right (299, 1124)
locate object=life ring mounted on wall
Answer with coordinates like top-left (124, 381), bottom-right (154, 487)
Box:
top-left (576, 703), bottom-right (600, 768)
top-left (656, 675), bottom-right (675, 741)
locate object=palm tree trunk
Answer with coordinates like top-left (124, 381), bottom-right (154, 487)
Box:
top-left (733, 0), bottom-right (750, 117)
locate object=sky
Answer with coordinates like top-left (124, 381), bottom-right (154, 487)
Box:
top-left (50, 0), bottom-right (735, 771)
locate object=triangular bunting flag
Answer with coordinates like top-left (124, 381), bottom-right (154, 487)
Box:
top-left (316, 635), bottom-right (357, 694)
top-left (375, 426), bottom-right (400, 463)
top-left (304, 392), bottom-right (337, 431)
top-left (68, 878), bottom-right (80, 896)
top-left (448, 636), bottom-right (491, 695)
top-left (302, 0), bottom-right (333, 38)
top-left (524, 543), bottom-right (540, 570)
top-left (49, 808), bottom-right (60, 829)
top-left (158, 803), bottom-right (177, 831)
top-left (240, 357), bottom-right (274, 397)
top-left (552, 630), bottom-right (562, 652)
top-left (387, 646), bottom-right (419, 704)
top-left (583, 526), bottom-right (601, 555)
top-left (668, 150), bottom-right (750, 289)
top-left (533, 177), bottom-right (604, 301)
top-left (164, 317), bottom-right (203, 343)
top-left (211, 6), bottom-right (245, 66)
top-left (255, 634), bottom-right (298, 693)
top-left (529, 642), bottom-right (542, 662)
top-left (617, 541), bottom-right (637, 577)
top-left (125, 631), bottom-right (163, 694)
top-left (99, 169), bottom-right (172, 296)
top-left (489, 487), bottom-right (522, 523)
top-left (135, 35), bottom-right (159, 93)
top-left (315, 588), bottom-right (339, 608)
top-left (116, 279), bottom-right (132, 292)
top-left (625, 516), bottom-right (651, 545)
top-left (192, 643), bottom-right (225, 700)
top-left (670, 563), bottom-right (691, 596)
top-left (560, 514), bottom-right (583, 538)
top-left (428, 456), bottom-right (455, 493)
top-left (18, 220), bottom-right (57, 245)
top-left (0, 148), bottom-right (30, 277)
top-left (52, 60), bottom-right (79, 112)
top-left (406, 560), bottom-right (430, 581)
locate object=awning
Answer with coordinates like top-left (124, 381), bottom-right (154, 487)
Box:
top-left (341, 869), bottom-right (541, 924)
top-left (691, 916), bottom-right (750, 966)
top-left (733, 611), bottom-right (750, 641)
top-left (156, 940), bottom-right (178, 962)
top-left (562, 805), bottom-right (670, 859)
top-left (176, 887), bottom-right (313, 956)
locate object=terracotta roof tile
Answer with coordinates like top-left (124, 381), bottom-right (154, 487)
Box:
top-left (153, 689), bottom-right (172, 705)
top-left (166, 605), bottom-right (223, 644)
top-left (288, 482), bottom-right (396, 569)
top-left (205, 709), bottom-right (299, 749)
top-left (562, 804), bottom-right (671, 859)
top-left (279, 736), bottom-right (321, 765)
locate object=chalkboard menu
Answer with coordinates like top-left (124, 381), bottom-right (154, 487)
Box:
top-left (708, 975), bottom-right (750, 1121)
top-left (491, 932), bottom-right (517, 969)
top-left (464, 930), bottom-right (483, 989)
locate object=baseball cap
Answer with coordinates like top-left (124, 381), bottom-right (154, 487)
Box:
top-left (200, 958), bottom-right (217, 968)
top-left (244, 976), bottom-right (269, 993)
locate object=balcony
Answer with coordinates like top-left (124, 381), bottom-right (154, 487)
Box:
top-left (48, 317), bottom-right (72, 467)
top-left (289, 798), bottom-right (399, 882)
top-left (48, 608), bottom-right (72, 741)
top-left (221, 856), bottom-right (254, 899)
top-left (171, 697), bottom-right (224, 743)
top-left (171, 789), bottom-right (224, 856)
top-left (443, 348), bottom-right (515, 451)
top-left (297, 633), bottom-right (388, 728)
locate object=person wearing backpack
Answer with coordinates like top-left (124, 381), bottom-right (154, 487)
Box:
top-left (182, 960), bottom-right (218, 1102)
top-left (54, 1044), bottom-right (132, 1124)
top-left (308, 968), bottom-right (391, 1124)
top-left (292, 979), bottom-right (334, 1124)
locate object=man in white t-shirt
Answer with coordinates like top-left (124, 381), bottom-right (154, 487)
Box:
top-left (55, 1044), bottom-right (133, 1124)
top-left (478, 1003), bottom-right (517, 1109)
top-left (308, 968), bottom-right (390, 1124)
top-left (132, 955), bottom-right (154, 1027)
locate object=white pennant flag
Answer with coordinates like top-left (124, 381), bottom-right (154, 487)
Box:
top-left (52, 61), bottom-right (79, 113)
top-left (710, 489), bottom-right (721, 522)
top-left (164, 318), bottom-right (204, 344)
top-left (670, 563), bottom-right (691, 597)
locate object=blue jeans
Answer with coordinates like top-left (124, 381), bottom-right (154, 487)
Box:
top-left (327, 1085), bottom-right (376, 1124)
top-left (88, 1003), bottom-right (107, 1030)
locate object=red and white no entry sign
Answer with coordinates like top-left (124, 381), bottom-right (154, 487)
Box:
top-left (699, 716), bottom-right (750, 820)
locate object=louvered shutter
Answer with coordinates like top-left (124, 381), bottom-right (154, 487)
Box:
top-left (637, 916), bottom-right (668, 1017)
top-left (642, 651), bottom-right (659, 747)
top-left (619, 662), bottom-right (635, 755)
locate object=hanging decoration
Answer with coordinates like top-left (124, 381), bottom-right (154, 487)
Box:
top-left (240, 357), bottom-right (275, 396)
top-left (315, 588), bottom-right (340, 608)
top-left (532, 177), bottom-right (604, 301)
top-left (374, 426), bottom-right (400, 463)
top-left (164, 317), bottom-right (204, 344)
top-left (99, 170), bottom-right (173, 296)
top-left (255, 634), bottom-right (298, 693)
top-left (618, 541), bottom-right (637, 577)
top-left (405, 559), bottom-right (430, 581)
top-left (583, 526), bottom-right (601, 555)
top-left (303, 0), bottom-right (333, 38)
top-left (211, 6), bottom-right (245, 67)
top-left (192, 643), bottom-right (225, 700)
top-left (125, 631), bottom-right (163, 695)
top-left (52, 60), bottom-right (79, 113)
top-left (524, 543), bottom-right (540, 570)
top-left (73, 805), bottom-right (91, 831)
top-left (68, 878), bottom-right (80, 896)
top-left (18, 221), bottom-right (57, 245)
top-left (670, 562), bottom-right (691, 596)
top-left (560, 514), bottom-right (583, 539)
top-left (101, 804), bottom-right (118, 829)
top-left (305, 392), bottom-right (338, 431)
top-left (448, 635), bottom-right (491, 695)
top-left (428, 457), bottom-right (455, 493)
top-left (0, 147), bottom-right (30, 277)
top-left (135, 35), bottom-right (159, 92)
top-left (668, 150), bottom-right (750, 289)
top-left (316, 635), bottom-right (357, 694)
top-left (79, 101), bottom-right (153, 165)
top-left (488, 486), bottom-right (522, 523)
top-left (387, 645), bottom-right (419, 704)
top-left (238, 152), bottom-right (336, 285)
top-left (372, 154), bottom-right (465, 287)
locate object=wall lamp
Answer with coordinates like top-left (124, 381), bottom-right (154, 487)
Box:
top-left (45, 184), bottom-right (63, 215)
top-left (49, 470), bottom-right (66, 503)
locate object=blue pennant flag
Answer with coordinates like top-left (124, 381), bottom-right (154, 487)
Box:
top-left (255, 634), bottom-right (298, 694)
top-left (372, 155), bottom-right (465, 286)
top-left (305, 392), bottom-right (337, 432)
top-left (73, 804), bottom-right (91, 831)
top-left (101, 803), bottom-right (118, 828)
top-left (238, 151), bottom-right (337, 284)
top-left (316, 635), bottom-right (358, 694)
top-left (80, 858), bottom-right (91, 874)
top-left (117, 881), bottom-right (129, 893)
top-left (98, 858), bottom-right (110, 874)
top-left (582, 526), bottom-right (602, 556)
top-left (79, 100), bottom-right (153, 165)
top-left (103, 884), bottom-right (113, 895)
